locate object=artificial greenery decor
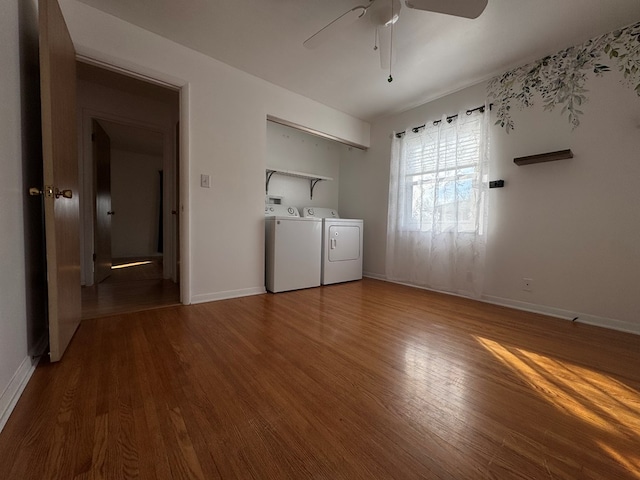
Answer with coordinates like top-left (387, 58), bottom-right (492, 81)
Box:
top-left (488, 21), bottom-right (640, 132)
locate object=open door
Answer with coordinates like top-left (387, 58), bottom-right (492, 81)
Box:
top-left (174, 121), bottom-right (180, 283)
top-left (38, 0), bottom-right (81, 362)
top-left (93, 120), bottom-right (113, 283)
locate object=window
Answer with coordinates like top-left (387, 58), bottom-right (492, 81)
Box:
top-left (386, 107), bottom-right (490, 297)
top-left (401, 113), bottom-right (487, 234)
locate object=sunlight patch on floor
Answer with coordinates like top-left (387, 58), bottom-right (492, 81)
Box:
top-left (476, 335), bottom-right (640, 476)
top-left (111, 260), bottom-right (152, 270)
top-left (597, 440), bottom-right (640, 474)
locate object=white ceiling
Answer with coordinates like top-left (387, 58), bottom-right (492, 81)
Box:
top-left (74, 0), bottom-right (640, 122)
top-left (98, 120), bottom-right (164, 156)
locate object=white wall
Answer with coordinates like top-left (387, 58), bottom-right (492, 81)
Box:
top-left (0, 0), bottom-right (40, 432)
top-left (266, 122), bottom-right (341, 211)
top-left (59, 0), bottom-right (370, 304)
top-left (340, 71), bottom-right (640, 333)
top-left (110, 149), bottom-right (163, 258)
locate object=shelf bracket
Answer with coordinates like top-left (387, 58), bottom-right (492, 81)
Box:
top-left (265, 168), bottom-right (332, 198)
top-left (265, 170), bottom-right (276, 194)
top-left (310, 178), bottom-right (322, 200)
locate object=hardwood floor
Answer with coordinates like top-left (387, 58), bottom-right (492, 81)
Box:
top-left (2, 279), bottom-right (639, 479)
top-left (81, 257), bottom-right (180, 320)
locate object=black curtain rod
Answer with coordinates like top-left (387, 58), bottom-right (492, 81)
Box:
top-left (395, 103), bottom-right (493, 138)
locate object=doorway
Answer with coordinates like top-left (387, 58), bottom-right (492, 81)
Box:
top-left (76, 61), bottom-right (181, 319)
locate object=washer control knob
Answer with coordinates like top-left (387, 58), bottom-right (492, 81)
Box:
top-left (287, 207), bottom-right (294, 215)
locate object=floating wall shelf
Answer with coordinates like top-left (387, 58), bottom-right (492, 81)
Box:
top-left (265, 168), bottom-right (333, 200)
top-left (514, 149), bottom-right (574, 166)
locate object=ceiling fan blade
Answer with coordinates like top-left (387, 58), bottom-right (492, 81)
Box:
top-left (404, 0), bottom-right (488, 19)
top-left (303, 6), bottom-right (368, 49)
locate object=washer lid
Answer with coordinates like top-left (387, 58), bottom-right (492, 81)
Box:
top-left (301, 207), bottom-right (339, 218)
top-left (265, 205), bottom-right (300, 217)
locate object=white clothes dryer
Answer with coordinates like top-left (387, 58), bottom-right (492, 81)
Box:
top-left (265, 205), bottom-right (322, 293)
top-left (301, 207), bottom-right (363, 285)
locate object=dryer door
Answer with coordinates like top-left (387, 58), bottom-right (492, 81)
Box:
top-left (328, 225), bottom-right (361, 261)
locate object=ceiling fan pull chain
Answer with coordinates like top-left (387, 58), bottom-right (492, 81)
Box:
top-left (388, 0), bottom-right (394, 82)
top-left (374, 26), bottom-right (379, 51)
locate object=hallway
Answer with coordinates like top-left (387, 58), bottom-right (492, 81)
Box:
top-left (81, 257), bottom-right (179, 319)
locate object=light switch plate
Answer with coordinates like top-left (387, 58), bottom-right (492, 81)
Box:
top-left (201, 174), bottom-right (210, 188)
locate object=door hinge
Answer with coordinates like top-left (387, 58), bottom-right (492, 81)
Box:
top-left (91, 133), bottom-right (95, 141)
top-left (93, 253), bottom-right (96, 262)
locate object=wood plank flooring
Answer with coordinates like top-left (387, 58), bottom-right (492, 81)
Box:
top-left (1, 278), bottom-right (639, 479)
top-left (81, 257), bottom-right (180, 320)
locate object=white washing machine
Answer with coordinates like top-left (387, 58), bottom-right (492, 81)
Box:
top-left (301, 207), bottom-right (363, 285)
top-left (264, 205), bottom-right (322, 293)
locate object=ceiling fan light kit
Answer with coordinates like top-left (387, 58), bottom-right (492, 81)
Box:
top-left (369, 0), bottom-right (402, 27)
top-left (303, 0), bottom-right (488, 80)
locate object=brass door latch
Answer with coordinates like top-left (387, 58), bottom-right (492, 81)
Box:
top-left (28, 186), bottom-right (72, 199)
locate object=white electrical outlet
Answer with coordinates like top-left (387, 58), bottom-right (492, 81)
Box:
top-left (522, 278), bottom-right (533, 292)
top-left (201, 174), bottom-right (210, 188)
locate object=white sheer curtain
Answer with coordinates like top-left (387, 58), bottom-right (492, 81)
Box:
top-left (386, 106), bottom-right (490, 298)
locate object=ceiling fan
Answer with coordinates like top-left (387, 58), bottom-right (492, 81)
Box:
top-left (303, 0), bottom-right (488, 80)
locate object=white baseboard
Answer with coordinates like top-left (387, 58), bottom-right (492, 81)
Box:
top-left (190, 286), bottom-right (266, 304)
top-left (482, 295), bottom-right (640, 336)
top-left (0, 355), bottom-right (39, 434)
top-left (363, 271), bottom-right (387, 280)
top-left (365, 276), bottom-right (640, 337)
